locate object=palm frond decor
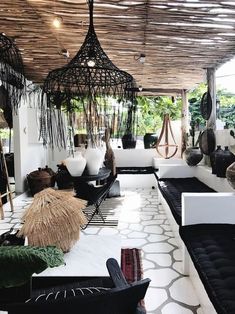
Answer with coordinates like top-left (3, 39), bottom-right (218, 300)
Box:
top-left (0, 33), bottom-right (26, 111)
top-left (18, 188), bottom-right (87, 252)
top-left (40, 0), bottom-right (136, 149)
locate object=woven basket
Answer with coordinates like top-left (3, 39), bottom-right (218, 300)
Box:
top-left (27, 168), bottom-right (53, 196)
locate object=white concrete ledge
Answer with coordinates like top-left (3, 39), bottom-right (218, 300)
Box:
top-left (158, 164), bottom-right (195, 179)
top-left (182, 192), bottom-right (235, 226)
top-left (113, 149), bottom-right (156, 167)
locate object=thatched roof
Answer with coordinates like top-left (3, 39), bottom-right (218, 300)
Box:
top-left (1, 0), bottom-right (235, 95)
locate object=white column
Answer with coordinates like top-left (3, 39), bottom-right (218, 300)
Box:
top-left (13, 102), bottom-right (47, 193)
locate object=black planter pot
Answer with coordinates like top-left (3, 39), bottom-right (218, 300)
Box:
top-left (0, 172), bottom-right (7, 204)
top-left (122, 134), bottom-right (136, 149)
top-left (210, 145), bottom-right (223, 175)
top-left (143, 133), bottom-right (158, 149)
top-left (215, 146), bottom-right (235, 178)
top-left (183, 147), bottom-right (203, 166)
top-left (4, 153), bottom-right (14, 177)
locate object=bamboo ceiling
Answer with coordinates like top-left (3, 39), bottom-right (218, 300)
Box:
top-left (1, 0), bottom-right (235, 95)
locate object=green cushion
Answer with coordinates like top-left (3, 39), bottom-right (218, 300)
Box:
top-left (0, 246), bottom-right (64, 288)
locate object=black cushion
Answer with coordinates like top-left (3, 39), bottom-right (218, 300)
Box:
top-left (157, 177), bottom-right (215, 225)
top-left (180, 224), bottom-right (235, 314)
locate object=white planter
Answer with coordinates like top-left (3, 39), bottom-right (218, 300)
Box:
top-left (65, 152), bottom-right (86, 176)
top-left (85, 147), bottom-right (103, 175)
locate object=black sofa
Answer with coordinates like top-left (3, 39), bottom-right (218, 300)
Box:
top-left (157, 177), bottom-right (216, 225)
top-left (180, 224), bottom-right (235, 314)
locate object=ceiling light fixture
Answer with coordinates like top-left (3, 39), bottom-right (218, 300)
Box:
top-left (42, 0), bottom-right (136, 149)
top-left (134, 53), bottom-right (146, 64)
top-left (60, 48), bottom-right (70, 58)
top-left (52, 15), bottom-right (63, 28)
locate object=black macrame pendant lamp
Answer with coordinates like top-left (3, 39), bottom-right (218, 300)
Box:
top-left (0, 33), bottom-right (25, 111)
top-left (41, 0), bottom-right (136, 149)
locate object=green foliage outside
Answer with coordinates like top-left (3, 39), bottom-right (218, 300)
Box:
top-left (188, 82), bottom-right (235, 129)
top-left (136, 96), bottom-right (182, 135)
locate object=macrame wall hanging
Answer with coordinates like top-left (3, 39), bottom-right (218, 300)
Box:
top-left (41, 0), bottom-right (136, 149)
top-left (156, 113), bottom-right (178, 159)
top-left (0, 33), bottom-right (26, 111)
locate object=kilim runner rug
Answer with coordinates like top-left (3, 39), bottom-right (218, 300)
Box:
top-left (121, 248), bottom-right (143, 282)
top-left (121, 248), bottom-right (146, 310)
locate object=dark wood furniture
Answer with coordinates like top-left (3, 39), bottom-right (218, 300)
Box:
top-left (71, 168), bottom-right (116, 228)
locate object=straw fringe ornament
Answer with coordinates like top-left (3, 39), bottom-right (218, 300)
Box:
top-left (18, 188), bottom-right (87, 252)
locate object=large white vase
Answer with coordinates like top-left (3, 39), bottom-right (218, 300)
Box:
top-left (85, 147), bottom-right (103, 175)
top-left (65, 152), bottom-right (86, 176)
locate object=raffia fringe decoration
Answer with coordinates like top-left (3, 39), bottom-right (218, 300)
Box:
top-left (18, 188), bottom-right (87, 252)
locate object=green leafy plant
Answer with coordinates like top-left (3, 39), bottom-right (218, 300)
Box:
top-left (0, 245), bottom-right (64, 288)
top-left (136, 96), bottom-right (182, 135)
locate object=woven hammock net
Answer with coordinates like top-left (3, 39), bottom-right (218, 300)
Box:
top-left (18, 188), bottom-right (87, 252)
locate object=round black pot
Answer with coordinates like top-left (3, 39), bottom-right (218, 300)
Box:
top-left (226, 162), bottom-right (235, 189)
top-left (122, 134), bottom-right (136, 149)
top-left (143, 133), bottom-right (158, 149)
top-left (183, 147), bottom-right (203, 166)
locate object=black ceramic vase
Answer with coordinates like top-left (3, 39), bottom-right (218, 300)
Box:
top-left (55, 164), bottom-right (73, 189)
top-left (215, 146), bottom-right (235, 178)
top-left (210, 145), bottom-right (223, 175)
top-left (226, 162), bottom-right (235, 189)
top-left (143, 133), bottom-right (158, 149)
top-left (122, 134), bottom-right (136, 149)
top-left (183, 147), bottom-right (203, 166)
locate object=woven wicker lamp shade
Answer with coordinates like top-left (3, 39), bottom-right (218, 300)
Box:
top-left (41, 0), bottom-right (136, 149)
top-left (0, 33), bottom-right (25, 110)
top-left (18, 188), bottom-right (87, 252)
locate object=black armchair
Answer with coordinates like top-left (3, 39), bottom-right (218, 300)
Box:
top-left (2, 258), bottom-right (150, 314)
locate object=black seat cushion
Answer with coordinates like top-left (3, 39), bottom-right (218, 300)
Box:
top-left (180, 224), bottom-right (235, 314)
top-left (157, 177), bottom-right (215, 225)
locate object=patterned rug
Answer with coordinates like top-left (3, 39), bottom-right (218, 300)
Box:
top-left (83, 205), bottom-right (119, 227)
top-left (121, 248), bottom-right (145, 309)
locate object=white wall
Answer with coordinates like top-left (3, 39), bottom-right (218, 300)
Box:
top-left (13, 102), bottom-right (46, 193)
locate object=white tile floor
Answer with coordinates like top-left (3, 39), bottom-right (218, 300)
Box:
top-left (0, 186), bottom-right (202, 313)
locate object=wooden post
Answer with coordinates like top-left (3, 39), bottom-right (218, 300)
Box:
top-left (205, 68), bottom-right (217, 165)
top-left (0, 137), bottom-right (14, 219)
top-left (207, 68), bottom-right (216, 130)
top-left (181, 89), bottom-right (189, 157)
